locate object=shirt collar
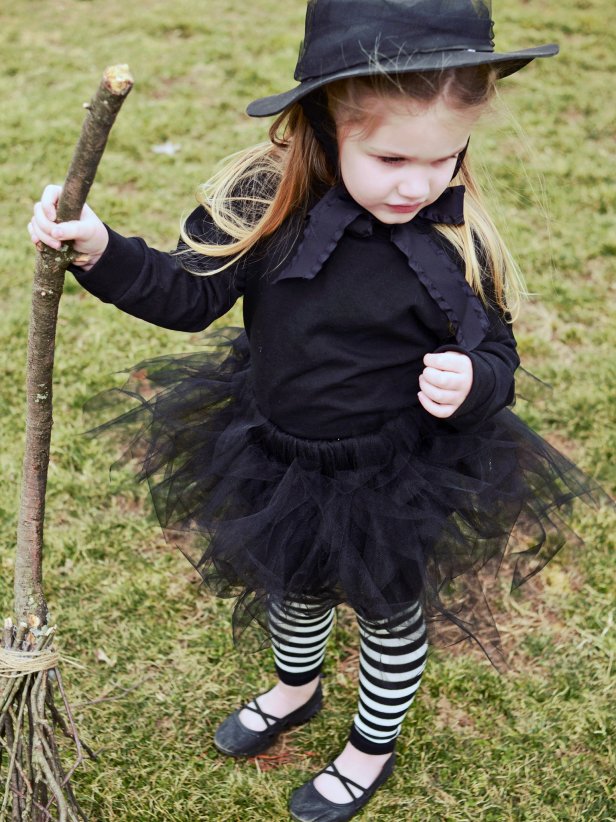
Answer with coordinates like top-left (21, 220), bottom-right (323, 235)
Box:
top-left (272, 183), bottom-right (465, 281)
top-left (270, 183), bottom-right (489, 350)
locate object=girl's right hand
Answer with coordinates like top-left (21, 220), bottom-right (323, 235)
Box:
top-left (28, 185), bottom-right (109, 270)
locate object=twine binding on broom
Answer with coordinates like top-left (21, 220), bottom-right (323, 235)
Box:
top-left (0, 647), bottom-right (61, 678)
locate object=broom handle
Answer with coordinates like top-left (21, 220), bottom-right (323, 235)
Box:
top-left (15, 66), bottom-right (134, 625)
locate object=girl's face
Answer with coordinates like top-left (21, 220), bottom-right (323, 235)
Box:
top-left (337, 96), bottom-right (480, 224)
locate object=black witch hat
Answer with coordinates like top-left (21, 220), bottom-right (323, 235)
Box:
top-left (247, 0), bottom-right (558, 117)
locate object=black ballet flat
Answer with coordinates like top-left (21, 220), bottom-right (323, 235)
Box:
top-left (288, 751), bottom-right (396, 822)
top-left (213, 682), bottom-right (323, 758)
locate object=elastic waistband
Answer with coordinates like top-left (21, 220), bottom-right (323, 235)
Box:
top-left (248, 410), bottom-right (420, 475)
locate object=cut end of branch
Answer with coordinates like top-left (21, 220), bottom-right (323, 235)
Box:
top-left (103, 64), bottom-right (134, 96)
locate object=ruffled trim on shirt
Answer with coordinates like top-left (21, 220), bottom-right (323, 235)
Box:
top-left (391, 221), bottom-right (490, 350)
top-left (271, 187), bottom-right (361, 282)
top-left (270, 183), bottom-right (489, 349)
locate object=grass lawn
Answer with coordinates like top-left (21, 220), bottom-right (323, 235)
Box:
top-left (1, 0), bottom-right (614, 819)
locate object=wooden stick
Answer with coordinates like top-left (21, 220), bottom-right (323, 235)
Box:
top-left (2, 622), bottom-right (13, 651)
top-left (14, 65), bottom-right (134, 625)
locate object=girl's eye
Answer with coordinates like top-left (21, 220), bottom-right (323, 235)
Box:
top-left (375, 155), bottom-right (458, 166)
top-left (434, 155), bottom-right (458, 166)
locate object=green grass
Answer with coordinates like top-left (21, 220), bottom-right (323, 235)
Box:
top-left (1, 0), bottom-right (615, 819)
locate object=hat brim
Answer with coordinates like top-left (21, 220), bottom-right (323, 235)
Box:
top-left (246, 44), bottom-right (559, 117)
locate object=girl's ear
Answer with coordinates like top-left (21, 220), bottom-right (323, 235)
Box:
top-left (300, 90), bottom-right (339, 172)
top-left (451, 138), bottom-right (470, 181)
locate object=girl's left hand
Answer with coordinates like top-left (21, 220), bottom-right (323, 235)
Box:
top-left (418, 351), bottom-right (473, 418)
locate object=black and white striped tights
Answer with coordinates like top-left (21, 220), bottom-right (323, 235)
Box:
top-left (267, 596), bottom-right (428, 754)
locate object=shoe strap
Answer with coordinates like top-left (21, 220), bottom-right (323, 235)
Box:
top-left (243, 697), bottom-right (280, 728)
top-left (323, 762), bottom-right (366, 802)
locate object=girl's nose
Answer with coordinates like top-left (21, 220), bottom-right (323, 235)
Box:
top-left (397, 170), bottom-right (430, 201)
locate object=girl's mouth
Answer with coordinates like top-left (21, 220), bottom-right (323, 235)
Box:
top-left (386, 203), bottom-right (424, 214)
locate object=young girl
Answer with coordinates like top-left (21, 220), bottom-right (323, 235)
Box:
top-left (28, 1), bottom-right (599, 819)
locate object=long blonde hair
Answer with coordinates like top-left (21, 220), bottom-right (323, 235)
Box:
top-left (181, 66), bottom-right (525, 318)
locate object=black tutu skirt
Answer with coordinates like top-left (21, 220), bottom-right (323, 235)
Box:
top-left (89, 329), bottom-right (604, 670)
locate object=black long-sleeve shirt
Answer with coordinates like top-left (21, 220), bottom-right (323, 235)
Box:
top-left (72, 184), bottom-right (519, 440)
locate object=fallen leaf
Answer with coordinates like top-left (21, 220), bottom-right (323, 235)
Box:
top-left (151, 141), bottom-right (181, 156)
top-left (95, 648), bottom-right (116, 666)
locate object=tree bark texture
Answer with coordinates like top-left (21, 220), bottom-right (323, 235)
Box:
top-left (14, 65), bottom-right (134, 624)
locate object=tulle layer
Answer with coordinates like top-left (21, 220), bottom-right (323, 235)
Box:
top-left (89, 329), bottom-right (601, 669)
